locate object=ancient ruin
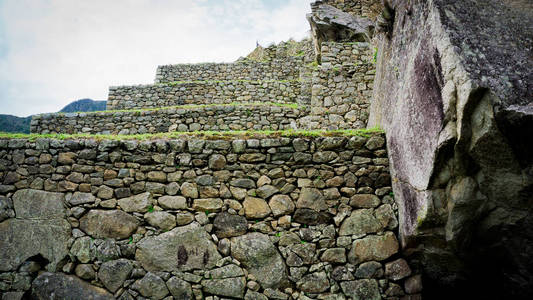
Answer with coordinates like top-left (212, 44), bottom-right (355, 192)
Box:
top-left (1, 0), bottom-right (532, 299)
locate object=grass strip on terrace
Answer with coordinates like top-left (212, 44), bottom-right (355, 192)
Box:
top-left (0, 128), bottom-right (384, 141)
top-left (42, 102), bottom-right (303, 116)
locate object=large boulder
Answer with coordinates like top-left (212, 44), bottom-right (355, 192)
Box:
top-left (369, 0), bottom-right (533, 298)
top-left (135, 222), bottom-right (221, 272)
top-left (30, 272), bottom-right (113, 300)
top-left (0, 189), bottom-right (70, 272)
top-left (231, 232), bottom-right (289, 289)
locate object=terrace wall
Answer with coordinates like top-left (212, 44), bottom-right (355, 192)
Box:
top-left (0, 134), bottom-right (421, 299)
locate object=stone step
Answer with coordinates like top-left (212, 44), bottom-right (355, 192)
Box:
top-left (107, 79), bottom-right (302, 111)
top-left (30, 103), bottom-right (310, 135)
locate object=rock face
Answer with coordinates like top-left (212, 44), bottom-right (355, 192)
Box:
top-left (307, 1), bottom-right (375, 62)
top-left (369, 0), bottom-right (533, 298)
top-left (30, 272), bottom-right (113, 300)
top-left (135, 222), bottom-right (221, 271)
top-left (0, 189), bottom-right (70, 272)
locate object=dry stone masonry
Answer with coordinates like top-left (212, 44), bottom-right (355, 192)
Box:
top-left (308, 42), bottom-right (375, 129)
top-left (5, 0), bottom-right (449, 298)
top-left (106, 80), bottom-right (302, 111)
top-left (155, 58), bottom-right (303, 83)
top-left (0, 134), bottom-right (421, 299)
top-left (31, 32), bottom-right (374, 134)
top-left (31, 104), bottom-right (307, 135)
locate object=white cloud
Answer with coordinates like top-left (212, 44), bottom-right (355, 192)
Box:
top-left (0, 0), bottom-right (313, 116)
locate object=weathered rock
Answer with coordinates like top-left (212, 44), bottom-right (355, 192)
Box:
top-left (167, 277), bottom-right (193, 300)
top-left (297, 271), bottom-right (330, 293)
top-left (75, 264), bottom-right (96, 280)
top-left (214, 212), bottom-right (247, 238)
top-left (12, 189), bottom-right (65, 219)
top-left (69, 192), bottom-right (96, 205)
top-left (339, 209), bottom-right (383, 236)
top-left (340, 279), bottom-right (381, 300)
top-left (293, 208), bottom-right (332, 225)
top-left (30, 272), bottom-right (113, 300)
top-left (355, 261), bottom-right (384, 279)
top-left (350, 194), bottom-right (381, 208)
top-left (348, 232), bottom-right (399, 263)
top-left (136, 222), bottom-right (221, 271)
top-left (95, 239), bottom-right (120, 262)
top-left (0, 190), bottom-right (70, 272)
top-left (209, 154), bottom-right (227, 170)
top-left (145, 211), bottom-right (176, 230)
top-left (98, 259), bottom-right (133, 293)
top-left (243, 197), bottom-right (271, 219)
top-left (192, 198), bottom-right (223, 212)
top-left (256, 185), bottom-right (278, 199)
top-left (80, 210), bottom-right (139, 239)
top-left (245, 290), bottom-right (268, 300)
top-left (269, 194), bottom-right (295, 216)
top-left (70, 236), bottom-right (96, 263)
top-left (136, 272), bottom-right (169, 300)
top-left (231, 232), bottom-right (288, 289)
top-left (201, 277), bottom-right (246, 299)
top-left (180, 182), bottom-right (199, 198)
top-left (369, 0), bottom-right (533, 296)
top-left (118, 192), bottom-right (153, 213)
top-left (230, 178), bottom-right (256, 189)
top-left (320, 248), bottom-right (346, 263)
top-left (158, 195), bottom-right (187, 210)
top-left (296, 188), bottom-right (328, 211)
top-left (385, 258), bottom-right (412, 281)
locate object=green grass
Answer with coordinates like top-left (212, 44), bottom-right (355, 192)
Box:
top-left (46, 102), bottom-right (303, 116)
top-left (0, 128), bottom-right (384, 141)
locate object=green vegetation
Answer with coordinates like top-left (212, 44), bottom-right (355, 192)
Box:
top-left (373, 48), bottom-right (378, 64)
top-left (0, 115), bottom-right (31, 134)
top-left (59, 99), bottom-right (106, 113)
top-left (0, 127), bottom-right (384, 141)
top-left (306, 61), bottom-right (319, 70)
top-left (147, 205), bottom-right (154, 213)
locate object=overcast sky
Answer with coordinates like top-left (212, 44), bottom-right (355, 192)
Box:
top-left (0, 0), bottom-right (313, 117)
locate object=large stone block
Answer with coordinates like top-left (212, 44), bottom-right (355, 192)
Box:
top-left (30, 272), bottom-right (113, 300)
top-left (231, 232), bottom-right (288, 289)
top-left (80, 210), bottom-right (139, 239)
top-left (136, 222), bottom-right (221, 272)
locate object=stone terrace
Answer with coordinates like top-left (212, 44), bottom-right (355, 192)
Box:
top-left (106, 80), bottom-right (302, 111)
top-left (155, 58), bottom-right (303, 83)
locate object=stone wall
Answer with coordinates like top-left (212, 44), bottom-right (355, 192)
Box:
top-left (155, 58), bottom-right (303, 83)
top-left (322, 0), bottom-right (383, 20)
top-left (107, 80), bottom-right (301, 111)
top-left (309, 42), bottom-right (374, 129)
top-left (30, 105), bottom-right (307, 135)
top-left (0, 135), bottom-right (421, 299)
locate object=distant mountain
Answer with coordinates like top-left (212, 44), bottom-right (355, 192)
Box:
top-left (0, 115), bottom-right (32, 134)
top-left (59, 99), bottom-right (106, 113)
top-left (0, 98), bottom-right (106, 134)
